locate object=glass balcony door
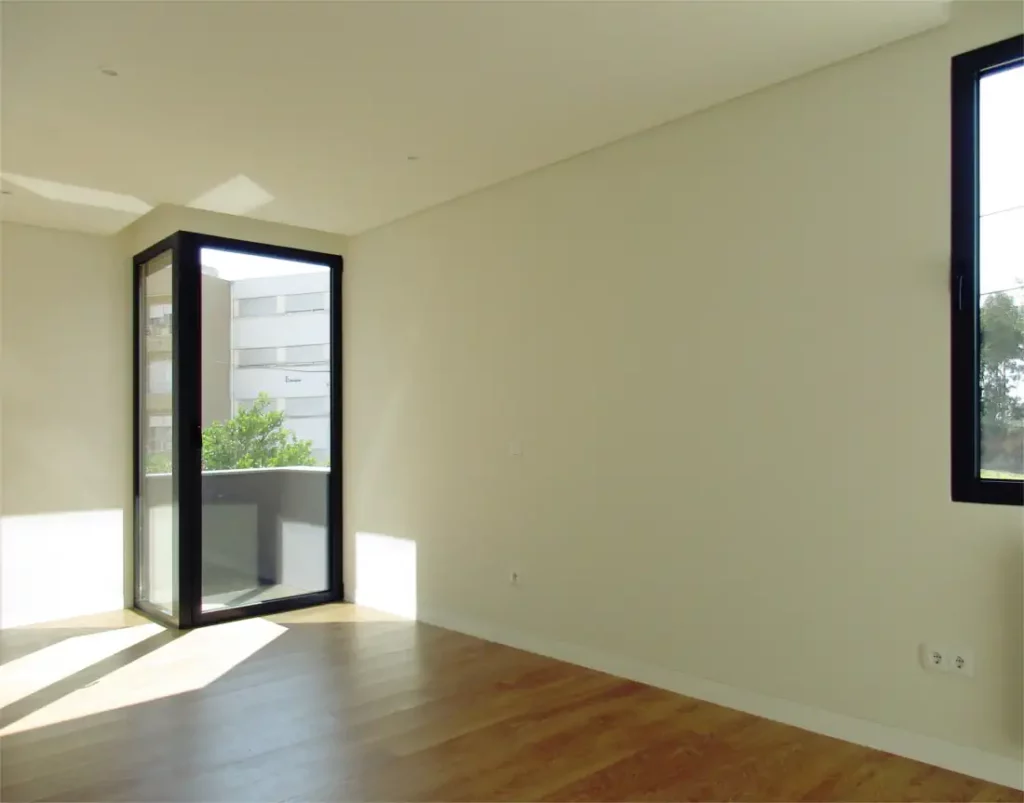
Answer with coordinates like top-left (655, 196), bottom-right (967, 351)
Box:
top-left (133, 233), bottom-right (343, 629)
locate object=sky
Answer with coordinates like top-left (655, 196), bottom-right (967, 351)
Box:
top-left (200, 247), bottom-right (329, 282)
top-left (979, 63), bottom-right (1023, 300)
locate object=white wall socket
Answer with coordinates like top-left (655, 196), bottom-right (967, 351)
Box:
top-left (922, 644), bottom-right (947, 671)
top-left (921, 643), bottom-right (974, 677)
top-left (948, 647), bottom-right (975, 677)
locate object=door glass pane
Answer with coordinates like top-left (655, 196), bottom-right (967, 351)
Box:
top-left (138, 250), bottom-right (177, 621)
top-left (978, 63), bottom-right (1024, 479)
top-left (200, 248), bottom-right (331, 613)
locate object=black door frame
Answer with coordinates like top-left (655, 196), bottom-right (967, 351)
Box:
top-left (133, 231), bottom-right (344, 629)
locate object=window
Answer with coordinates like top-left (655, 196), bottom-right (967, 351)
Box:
top-left (234, 344), bottom-right (328, 367)
top-left (236, 347), bottom-right (278, 367)
top-left (284, 292), bottom-right (328, 313)
top-left (951, 35), bottom-right (1024, 506)
top-left (282, 344), bottom-right (328, 365)
top-left (148, 425), bottom-right (172, 453)
top-left (147, 303), bottom-right (172, 336)
top-left (148, 359), bottom-right (172, 394)
top-left (237, 296), bottom-right (277, 317)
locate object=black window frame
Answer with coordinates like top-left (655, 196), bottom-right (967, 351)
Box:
top-left (950, 34), bottom-right (1024, 506)
top-left (133, 231), bottom-right (344, 628)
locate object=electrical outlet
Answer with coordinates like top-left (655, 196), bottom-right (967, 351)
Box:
top-left (948, 647), bottom-right (975, 677)
top-left (921, 643), bottom-right (974, 677)
top-left (921, 643), bottom-right (948, 672)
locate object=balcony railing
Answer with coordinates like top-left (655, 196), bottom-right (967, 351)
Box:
top-left (142, 467), bottom-right (329, 592)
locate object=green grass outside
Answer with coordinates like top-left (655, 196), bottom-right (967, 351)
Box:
top-left (980, 469), bottom-right (1024, 480)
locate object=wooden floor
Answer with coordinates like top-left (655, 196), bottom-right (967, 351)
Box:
top-left (0, 604), bottom-right (1020, 802)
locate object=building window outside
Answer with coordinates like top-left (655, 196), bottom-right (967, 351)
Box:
top-left (237, 296), bottom-right (278, 317)
top-left (284, 292), bottom-right (329, 313)
top-left (236, 347), bottom-right (278, 367)
top-left (234, 344), bottom-right (329, 367)
top-left (282, 344), bottom-right (329, 365)
top-left (147, 303), bottom-right (172, 335)
top-left (148, 426), bottom-right (172, 454)
top-left (234, 293), bottom-right (329, 318)
top-left (148, 359), bottom-right (172, 394)
top-left (950, 35), bottom-right (1023, 505)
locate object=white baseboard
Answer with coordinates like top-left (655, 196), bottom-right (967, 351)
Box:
top-left (417, 607), bottom-right (1024, 791)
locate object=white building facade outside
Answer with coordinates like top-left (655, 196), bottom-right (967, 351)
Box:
top-left (230, 271), bottom-right (331, 464)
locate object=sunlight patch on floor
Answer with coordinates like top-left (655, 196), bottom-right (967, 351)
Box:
top-left (0, 623), bottom-right (164, 709)
top-left (0, 618), bottom-right (286, 736)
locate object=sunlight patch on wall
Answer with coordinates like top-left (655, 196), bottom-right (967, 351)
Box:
top-left (354, 532), bottom-right (417, 619)
top-left (0, 510), bottom-right (125, 628)
top-left (188, 175), bottom-right (274, 216)
top-left (0, 623), bottom-right (164, 709)
top-left (0, 173), bottom-right (151, 214)
top-left (0, 618), bottom-right (286, 736)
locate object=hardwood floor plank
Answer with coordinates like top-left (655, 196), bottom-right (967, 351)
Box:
top-left (1, 604), bottom-right (1019, 802)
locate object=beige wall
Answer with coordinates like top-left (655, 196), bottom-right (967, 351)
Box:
top-left (0, 222), bottom-right (128, 626)
top-left (119, 205), bottom-right (349, 258)
top-left (347, 0), bottom-right (1023, 773)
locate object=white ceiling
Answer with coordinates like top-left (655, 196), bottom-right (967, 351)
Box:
top-left (1, 1), bottom-right (950, 237)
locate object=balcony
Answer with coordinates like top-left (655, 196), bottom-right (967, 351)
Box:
top-left (141, 467), bottom-right (329, 608)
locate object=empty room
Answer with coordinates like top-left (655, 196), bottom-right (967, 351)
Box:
top-left (0, 1), bottom-right (1022, 801)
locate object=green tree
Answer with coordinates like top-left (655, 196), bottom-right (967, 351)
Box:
top-left (979, 288), bottom-right (1024, 473)
top-left (202, 393), bottom-right (318, 470)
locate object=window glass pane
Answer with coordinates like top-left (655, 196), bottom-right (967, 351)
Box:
top-left (237, 296), bottom-right (277, 317)
top-left (284, 292), bottom-right (328, 313)
top-left (978, 63), bottom-right (1024, 479)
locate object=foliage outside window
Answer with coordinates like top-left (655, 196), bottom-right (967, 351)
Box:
top-left (202, 393), bottom-right (320, 470)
